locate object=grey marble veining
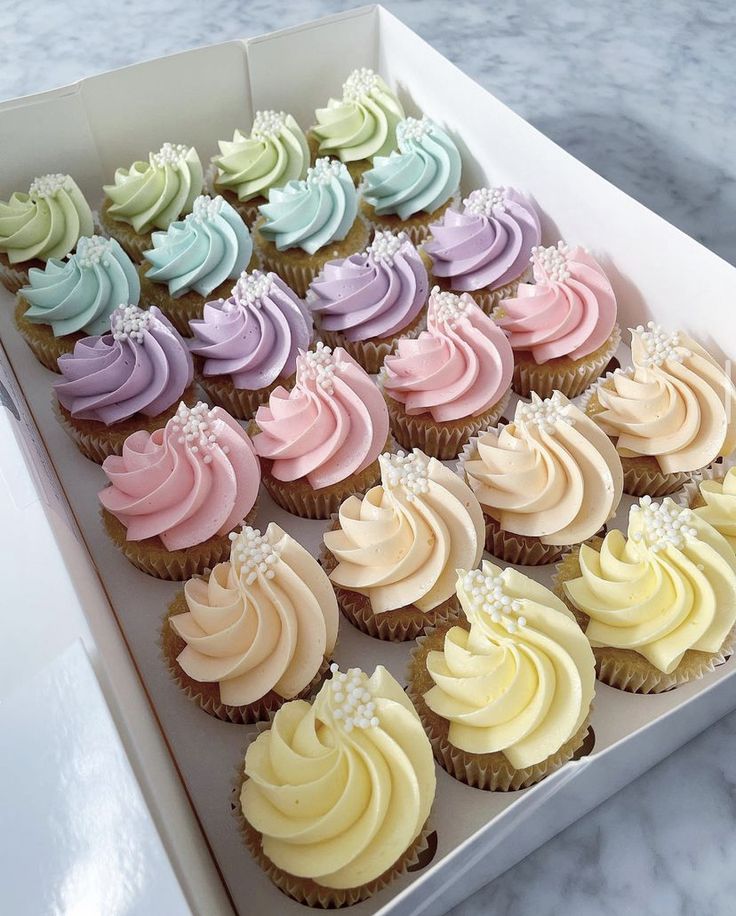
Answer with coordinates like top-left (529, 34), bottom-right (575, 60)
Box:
top-left (3, 1), bottom-right (736, 914)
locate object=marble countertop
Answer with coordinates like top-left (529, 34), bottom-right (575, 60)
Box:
top-left (3, 1), bottom-right (736, 914)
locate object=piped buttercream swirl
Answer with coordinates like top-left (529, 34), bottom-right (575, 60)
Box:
top-left (693, 467), bottom-right (736, 552)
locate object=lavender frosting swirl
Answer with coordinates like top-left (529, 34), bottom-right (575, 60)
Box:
top-left (189, 270), bottom-right (312, 389)
top-left (55, 304), bottom-right (194, 425)
top-left (307, 230), bottom-right (428, 341)
top-left (425, 187), bottom-right (541, 291)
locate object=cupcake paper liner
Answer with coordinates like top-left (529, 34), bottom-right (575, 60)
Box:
top-left (100, 198), bottom-right (151, 263)
top-left (0, 252), bottom-right (36, 294)
top-left (554, 543), bottom-right (735, 693)
top-left (54, 383), bottom-right (200, 464)
top-left (360, 195), bottom-right (458, 247)
top-left (429, 266), bottom-right (533, 316)
top-left (317, 308), bottom-right (427, 375)
top-left (195, 365), bottom-right (295, 421)
top-left (15, 298), bottom-right (82, 372)
top-left (408, 625), bottom-right (592, 790)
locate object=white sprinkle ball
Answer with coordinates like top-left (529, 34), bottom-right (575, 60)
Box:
top-left (75, 235), bottom-right (114, 269)
top-left (633, 321), bottom-right (691, 368)
top-left (366, 230), bottom-right (406, 264)
top-left (343, 67), bottom-right (379, 101)
top-left (430, 287), bottom-right (474, 326)
top-left (631, 496), bottom-right (699, 551)
top-left (328, 664), bottom-right (379, 732)
top-left (299, 341), bottom-right (338, 393)
top-left (379, 449), bottom-right (430, 502)
top-left (187, 194), bottom-right (225, 224)
top-left (516, 391), bottom-right (575, 434)
top-left (531, 241), bottom-right (571, 282)
top-left (29, 173), bottom-right (73, 199)
top-left (233, 270), bottom-right (273, 309)
top-left (169, 401), bottom-right (226, 459)
top-left (306, 157), bottom-right (345, 187)
top-left (252, 110), bottom-right (288, 139)
top-left (151, 142), bottom-right (190, 168)
top-left (397, 116), bottom-right (432, 146)
top-left (230, 525), bottom-right (281, 584)
top-left (111, 303), bottom-right (154, 343)
top-left (460, 566), bottom-right (527, 634)
top-left (464, 187), bottom-right (508, 217)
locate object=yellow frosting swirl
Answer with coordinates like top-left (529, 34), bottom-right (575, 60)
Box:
top-left (463, 391), bottom-right (623, 545)
top-left (324, 449), bottom-right (484, 613)
top-left (693, 467), bottom-right (736, 551)
top-left (564, 497), bottom-right (736, 673)
top-left (170, 523), bottom-right (338, 706)
top-left (594, 323), bottom-right (736, 474)
top-left (241, 664), bottom-right (435, 889)
top-left (424, 561), bottom-right (595, 769)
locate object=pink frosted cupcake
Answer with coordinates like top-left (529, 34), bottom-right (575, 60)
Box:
top-left (252, 343), bottom-right (390, 519)
top-left (380, 287), bottom-right (513, 460)
top-left (423, 186), bottom-right (541, 314)
top-left (495, 242), bottom-right (621, 398)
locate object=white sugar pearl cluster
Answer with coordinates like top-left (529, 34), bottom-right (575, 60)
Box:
top-left (233, 270), bottom-right (273, 308)
top-left (461, 567), bottom-right (527, 633)
top-left (634, 321), bottom-right (691, 368)
top-left (151, 143), bottom-right (189, 168)
top-left (306, 158), bottom-right (345, 187)
top-left (252, 110), bottom-right (287, 139)
top-left (397, 116), bottom-right (431, 144)
top-left (464, 187), bottom-right (507, 217)
top-left (532, 242), bottom-right (571, 282)
top-left (430, 287), bottom-right (474, 325)
top-left (630, 496), bottom-right (699, 552)
top-left (188, 194), bottom-right (225, 224)
top-left (29, 173), bottom-right (72, 199)
top-left (343, 67), bottom-right (379, 101)
top-left (76, 235), bottom-right (113, 269)
top-left (366, 230), bottom-right (406, 264)
top-left (516, 391), bottom-right (574, 433)
top-left (300, 342), bottom-right (338, 392)
top-left (170, 402), bottom-right (227, 463)
top-left (380, 449), bottom-right (430, 501)
top-left (328, 664), bottom-right (380, 732)
top-left (111, 304), bottom-right (154, 342)
top-left (228, 526), bottom-right (281, 585)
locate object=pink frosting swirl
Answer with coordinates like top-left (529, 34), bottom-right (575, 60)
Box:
top-left (382, 288), bottom-right (513, 422)
top-left (495, 242), bottom-right (617, 363)
top-left (99, 402), bottom-right (260, 550)
top-left (253, 344), bottom-right (389, 489)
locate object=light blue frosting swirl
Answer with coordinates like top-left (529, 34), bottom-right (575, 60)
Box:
top-left (21, 235), bottom-right (140, 337)
top-left (362, 117), bottom-right (461, 219)
top-left (257, 158), bottom-right (358, 255)
top-left (143, 194), bottom-right (252, 297)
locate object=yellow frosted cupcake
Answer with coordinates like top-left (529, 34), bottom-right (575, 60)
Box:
top-left (688, 465), bottom-right (736, 550)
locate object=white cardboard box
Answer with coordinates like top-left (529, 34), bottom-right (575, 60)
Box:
top-left (3, 6), bottom-right (736, 915)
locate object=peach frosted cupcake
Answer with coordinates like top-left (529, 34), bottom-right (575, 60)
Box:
top-left (380, 287), bottom-right (513, 459)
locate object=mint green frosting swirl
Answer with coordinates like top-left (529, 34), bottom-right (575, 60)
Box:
top-left (143, 195), bottom-right (253, 297)
top-left (214, 111), bottom-right (309, 202)
top-left (363, 117), bottom-right (461, 219)
top-left (21, 236), bottom-right (140, 337)
top-left (0, 174), bottom-right (94, 264)
top-left (313, 68), bottom-right (404, 163)
top-left (257, 158), bottom-right (358, 255)
top-left (103, 143), bottom-right (203, 234)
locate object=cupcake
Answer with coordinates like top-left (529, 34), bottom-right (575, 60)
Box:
top-left (139, 194), bottom-right (256, 336)
top-left (423, 186), bottom-right (541, 314)
top-left (238, 664), bottom-right (435, 908)
top-left (306, 229), bottom-right (428, 373)
top-left (0, 174), bottom-right (94, 293)
top-left (381, 287), bottom-right (513, 460)
top-left (495, 242), bottom-right (621, 398)
top-left (15, 235), bottom-right (139, 372)
top-left (54, 304), bottom-right (196, 462)
top-left (99, 401), bottom-right (260, 580)
top-left (322, 448), bottom-right (484, 641)
top-left (459, 391), bottom-right (623, 565)
top-left (688, 465), bottom-right (736, 550)
top-left (408, 561), bottom-right (595, 791)
top-left (189, 269), bottom-right (312, 420)
top-left (163, 522), bottom-right (338, 723)
top-left (309, 67), bottom-right (405, 183)
top-left (101, 143), bottom-right (204, 262)
top-left (254, 157), bottom-right (368, 297)
top-left (361, 117), bottom-right (461, 246)
top-left (252, 344), bottom-right (390, 519)
top-left (212, 110), bottom-right (310, 225)
top-left (557, 496), bottom-right (736, 694)
top-left (585, 322), bottom-right (736, 497)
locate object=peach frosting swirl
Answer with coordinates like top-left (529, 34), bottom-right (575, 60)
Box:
top-left (99, 402), bottom-right (260, 550)
top-left (382, 287), bottom-right (514, 422)
top-left (593, 323), bottom-right (736, 474)
top-left (253, 343), bottom-right (389, 489)
top-left (324, 449), bottom-right (484, 613)
top-left (170, 523), bottom-right (338, 706)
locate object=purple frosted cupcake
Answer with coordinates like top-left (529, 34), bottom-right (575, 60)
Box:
top-left (424, 187), bottom-right (541, 314)
top-left (189, 269), bottom-right (312, 419)
top-left (54, 304), bottom-right (197, 463)
top-left (307, 230), bottom-right (429, 373)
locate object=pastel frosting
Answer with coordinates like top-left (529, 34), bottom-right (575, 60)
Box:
top-left (213, 111), bottom-right (309, 202)
top-left (55, 304), bottom-right (193, 424)
top-left (496, 242), bottom-right (617, 363)
top-left (312, 67), bottom-right (405, 164)
top-left (324, 449), bottom-right (484, 613)
top-left (382, 287), bottom-right (513, 422)
top-left (693, 467), bottom-right (736, 551)
top-left (241, 664), bottom-right (435, 889)
top-left (424, 562), bottom-right (595, 768)
top-left (463, 391), bottom-right (623, 545)
top-left (593, 323), bottom-right (736, 474)
top-left (307, 230), bottom-right (428, 341)
top-left (189, 270), bottom-right (312, 389)
top-left (563, 496), bottom-right (736, 673)
top-left (103, 143), bottom-right (204, 234)
top-left (99, 401), bottom-right (260, 550)
top-left (424, 187), bottom-right (541, 291)
top-left (21, 235), bottom-right (139, 337)
top-left (257, 158), bottom-right (358, 255)
top-left (170, 523), bottom-right (338, 706)
top-left (0, 174), bottom-right (94, 264)
top-left (362, 117), bottom-right (461, 219)
top-left (253, 344), bottom-right (389, 490)
top-left (143, 194), bottom-right (252, 297)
